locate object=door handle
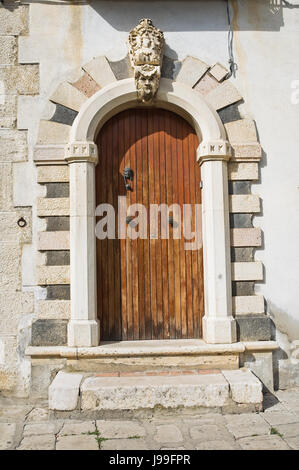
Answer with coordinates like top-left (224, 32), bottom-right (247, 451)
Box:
top-left (123, 167), bottom-right (133, 191)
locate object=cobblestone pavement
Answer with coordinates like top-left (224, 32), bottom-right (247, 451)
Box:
top-left (0, 388), bottom-right (298, 450)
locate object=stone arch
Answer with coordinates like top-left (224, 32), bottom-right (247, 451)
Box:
top-left (34, 54), bottom-right (263, 348)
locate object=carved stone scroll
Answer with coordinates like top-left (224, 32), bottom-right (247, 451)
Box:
top-left (127, 19), bottom-right (165, 103)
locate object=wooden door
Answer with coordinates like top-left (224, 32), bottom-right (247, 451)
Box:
top-left (96, 108), bottom-right (204, 341)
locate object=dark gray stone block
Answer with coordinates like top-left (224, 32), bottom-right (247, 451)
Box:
top-left (229, 181), bottom-right (251, 194)
top-left (31, 319), bottom-right (68, 346)
top-left (50, 103), bottom-right (78, 126)
top-left (161, 56), bottom-right (181, 80)
top-left (46, 250), bottom-right (70, 266)
top-left (218, 102), bottom-right (242, 124)
top-left (46, 217), bottom-right (70, 231)
top-left (45, 183), bottom-right (69, 198)
top-left (109, 55), bottom-right (134, 80)
top-left (232, 281), bottom-right (255, 296)
top-left (46, 285), bottom-right (70, 300)
top-left (236, 315), bottom-right (272, 341)
top-left (230, 213), bottom-right (253, 228)
top-left (231, 247), bottom-right (254, 262)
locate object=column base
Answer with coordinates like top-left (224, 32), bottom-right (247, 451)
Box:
top-left (202, 316), bottom-right (237, 344)
top-left (68, 320), bottom-right (100, 347)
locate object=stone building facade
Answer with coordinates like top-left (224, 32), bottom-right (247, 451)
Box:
top-left (0, 0), bottom-right (298, 403)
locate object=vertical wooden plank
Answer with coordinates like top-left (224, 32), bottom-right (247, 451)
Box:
top-left (153, 110), bottom-right (163, 339)
top-left (135, 109), bottom-right (145, 340)
top-left (119, 112), bottom-right (127, 341)
top-left (159, 110), bottom-right (169, 339)
top-left (142, 111), bottom-right (151, 339)
top-left (183, 121), bottom-right (194, 338)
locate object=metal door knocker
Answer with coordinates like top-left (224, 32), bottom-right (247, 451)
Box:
top-left (17, 217), bottom-right (27, 228)
top-left (123, 167), bottom-right (134, 191)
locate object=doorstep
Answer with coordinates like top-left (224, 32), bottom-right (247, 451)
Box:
top-left (48, 368), bottom-right (263, 415)
top-left (26, 339), bottom-right (278, 358)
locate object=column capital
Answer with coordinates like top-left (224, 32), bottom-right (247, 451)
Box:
top-left (65, 141), bottom-right (98, 164)
top-left (197, 140), bottom-right (231, 166)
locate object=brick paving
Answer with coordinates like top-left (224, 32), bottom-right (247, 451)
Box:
top-left (0, 388), bottom-right (298, 450)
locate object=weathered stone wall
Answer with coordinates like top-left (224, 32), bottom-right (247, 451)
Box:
top-left (0, 0), bottom-right (298, 394)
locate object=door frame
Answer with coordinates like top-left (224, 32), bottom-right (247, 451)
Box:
top-left (65, 78), bottom-right (236, 346)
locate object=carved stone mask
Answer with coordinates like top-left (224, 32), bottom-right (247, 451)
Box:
top-left (135, 65), bottom-right (160, 103)
top-left (127, 19), bottom-right (164, 103)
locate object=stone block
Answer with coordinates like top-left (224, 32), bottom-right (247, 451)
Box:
top-left (229, 180), bottom-right (251, 195)
top-left (50, 81), bottom-right (87, 112)
top-left (46, 216), bottom-right (70, 231)
top-left (229, 194), bottom-right (260, 213)
top-left (23, 422), bottom-right (57, 436)
top-left (0, 291), bottom-right (34, 316)
top-left (225, 119), bottom-right (258, 143)
top-left (37, 300), bottom-right (70, 319)
top-left (0, 5), bottom-right (28, 35)
top-left (0, 422), bottom-right (16, 450)
top-left (222, 369), bottom-right (263, 404)
top-left (231, 261), bottom-right (263, 281)
top-left (224, 413), bottom-right (270, 439)
top-left (56, 434), bottom-right (98, 450)
top-left (37, 197), bottom-right (69, 216)
top-left (108, 55), bottom-right (134, 81)
top-left (96, 420), bottom-right (146, 439)
top-left (37, 165), bottom-right (69, 183)
top-left (17, 435), bottom-right (55, 450)
top-left (232, 281), bottom-right (255, 296)
top-left (45, 250), bottom-right (70, 266)
top-left (33, 144), bottom-right (65, 164)
top-left (0, 243), bottom-right (21, 289)
top-left (59, 421), bottom-right (96, 436)
top-left (72, 72), bottom-right (101, 98)
top-left (230, 214), bottom-right (253, 229)
top-left (83, 56), bottom-right (117, 87)
top-left (232, 295), bottom-right (264, 315)
top-left (0, 95), bottom-right (17, 129)
top-left (0, 130), bottom-right (27, 162)
top-left (210, 62), bottom-right (229, 82)
top-left (154, 424), bottom-right (183, 443)
top-left (230, 228), bottom-right (262, 247)
top-left (37, 120), bottom-right (70, 144)
top-left (0, 163), bottom-right (13, 209)
top-left (238, 435), bottom-right (289, 450)
top-left (0, 36), bottom-right (17, 65)
top-left (49, 103), bottom-right (78, 126)
top-left (236, 315), bottom-right (272, 341)
top-left (101, 439), bottom-right (148, 450)
top-left (49, 371), bottom-right (83, 411)
top-left (241, 351), bottom-right (274, 391)
top-left (231, 143), bottom-right (262, 162)
top-left (193, 72), bottom-right (219, 95)
top-left (206, 81), bottom-right (242, 110)
top-left (46, 285), bottom-right (70, 300)
top-left (176, 56), bottom-right (209, 87)
top-left (37, 231), bottom-right (70, 251)
top-left (45, 182), bottom-right (69, 198)
top-left (81, 374), bottom-right (230, 410)
top-left (31, 319), bottom-right (68, 346)
top-left (231, 247), bottom-right (254, 262)
top-left (0, 64), bottom-right (39, 95)
top-left (228, 162), bottom-right (259, 181)
top-left (36, 265), bottom-right (70, 285)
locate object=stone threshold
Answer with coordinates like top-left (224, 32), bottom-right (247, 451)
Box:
top-left (26, 339), bottom-right (278, 359)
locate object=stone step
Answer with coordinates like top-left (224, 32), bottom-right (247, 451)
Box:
top-left (49, 368), bottom-right (263, 415)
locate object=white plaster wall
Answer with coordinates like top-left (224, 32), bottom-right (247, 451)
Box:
top-left (18, 0), bottom-right (299, 344)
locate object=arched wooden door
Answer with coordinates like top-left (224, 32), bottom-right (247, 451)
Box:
top-left (96, 108), bottom-right (204, 341)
